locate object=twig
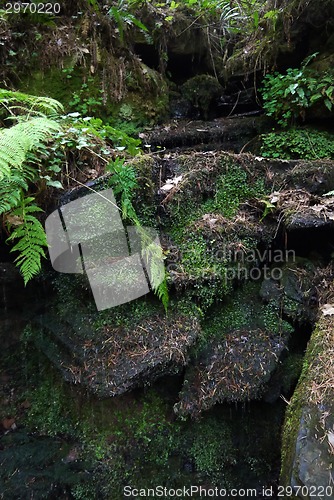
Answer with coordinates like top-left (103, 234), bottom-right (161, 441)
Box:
top-left (65, 174), bottom-right (121, 211)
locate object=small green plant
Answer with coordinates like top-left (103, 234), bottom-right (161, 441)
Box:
top-left (260, 128), bottom-right (334, 159)
top-left (108, 0), bottom-right (151, 43)
top-left (69, 80), bottom-right (104, 116)
top-left (261, 53), bottom-right (334, 126)
top-left (259, 198), bottom-right (276, 220)
top-left (107, 158), bottom-right (138, 221)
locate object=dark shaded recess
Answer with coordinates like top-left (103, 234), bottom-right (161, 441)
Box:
top-left (0, 236), bottom-right (11, 262)
top-left (133, 43), bottom-right (211, 82)
top-left (217, 84), bottom-right (261, 118)
top-left (166, 52), bottom-right (210, 83)
top-left (288, 321), bottom-right (313, 354)
top-left (275, 3), bottom-right (334, 72)
top-left (133, 43), bottom-right (160, 71)
top-left (150, 372), bottom-right (185, 402)
top-left (285, 226), bottom-right (334, 261)
top-left (275, 31), bottom-right (310, 72)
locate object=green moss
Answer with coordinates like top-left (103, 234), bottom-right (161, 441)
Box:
top-left (201, 282), bottom-right (293, 343)
top-left (280, 380), bottom-right (305, 485)
top-left (92, 296), bottom-right (164, 330)
top-left (181, 75), bottom-right (223, 119)
top-left (280, 354), bottom-right (304, 394)
top-left (168, 228), bottom-right (232, 310)
top-left (115, 89), bottom-right (169, 126)
top-left (189, 416), bottom-right (236, 483)
top-left (202, 167), bottom-right (265, 218)
top-left (20, 54), bottom-right (169, 126)
top-left (20, 350), bottom-right (181, 496)
top-left (165, 164), bottom-right (266, 310)
top-left (131, 155), bottom-right (156, 205)
top-left (169, 164), bottom-right (266, 236)
top-left (19, 64), bottom-right (88, 110)
top-left (23, 376), bottom-right (79, 437)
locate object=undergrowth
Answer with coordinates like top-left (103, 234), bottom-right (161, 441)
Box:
top-left (261, 128), bottom-right (334, 160)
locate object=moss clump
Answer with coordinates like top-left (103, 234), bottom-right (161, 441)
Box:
top-left (23, 377), bottom-right (78, 437)
top-left (20, 64), bottom-right (92, 111)
top-left (21, 362), bottom-right (182, 497)
top-left (199, 280), bottom-right (293, 343)
top-left (280, 354), bottom-right (304, 395)
top-left (131, 155), bottom-right (156, 209)
top-left (181, 75), bottom-right (223, 119)
top-left (189, 416), bottom-right (236, 483)
top-left (168, 163), bottom-right (266, 234)
top-left (280, 362), bottom-right (308, 486)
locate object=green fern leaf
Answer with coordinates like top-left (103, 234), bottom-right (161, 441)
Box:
top-left (142, 239), bottom-right (169, 313)
top-left (0, 171), bottom-right (28, 215)
top-left (0, 117), bottom-right (60, 179)
top-left (155, 278), bottom-right (169, 313)
top-left (0, 88), bottom-right (63, 117)
top-left (6, 197), bottom-right (47, 285)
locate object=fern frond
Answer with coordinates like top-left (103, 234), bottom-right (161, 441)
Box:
top-left (6, 197), bottom-right (47, 285)
top-left (0, 89), bottom-right (63, 117)
top-left (0, 117), bottom-right (60, 179)
top-left (0, 172), bottom-right (28, 215)
top-left (142, 239), bottom-right (169, 313)
top-left (155, 277), bottom-right (169, 313)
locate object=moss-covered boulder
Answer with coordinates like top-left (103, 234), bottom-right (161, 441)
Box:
top-left (29, 292), bottom-right (200, 398)
top-left (180, 75), bottom-right (223, 119)
top-left (174, 282), bottom-right (293, 418)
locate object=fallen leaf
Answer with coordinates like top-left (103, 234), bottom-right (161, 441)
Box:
top-left (321, 304), bottom-right (334, 316)
top-left (2, 417), bottom-right (15, 430)
top-left (160, 183), bottom-right (174, 192)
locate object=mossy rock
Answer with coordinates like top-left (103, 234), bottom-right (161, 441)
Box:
top-left (175, 282), bottom-right (293, 417)
top-left (281, 278), bottom-right (334, 494)
top-left (181, 75), bottom-right (223, 119)
top-left (28, 287), bottom-right (201, 398)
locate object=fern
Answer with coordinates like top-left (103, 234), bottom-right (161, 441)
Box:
top-left (0, 90), bottom-right (64, 285)
top-left (0, 172), bottom-right (28, 215)
top-left (107, 159), bottom-right (139, 222)
top-left (140, 231), bottom-right (169, 313)
top-left (6, 196), bottom-right (48, 285)
top-left (155, 277), bottom-right (169, 313)
top-left (0, 88), bottom-right (63, 117)
top-left (0, 117), bottom-right (60, 179)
